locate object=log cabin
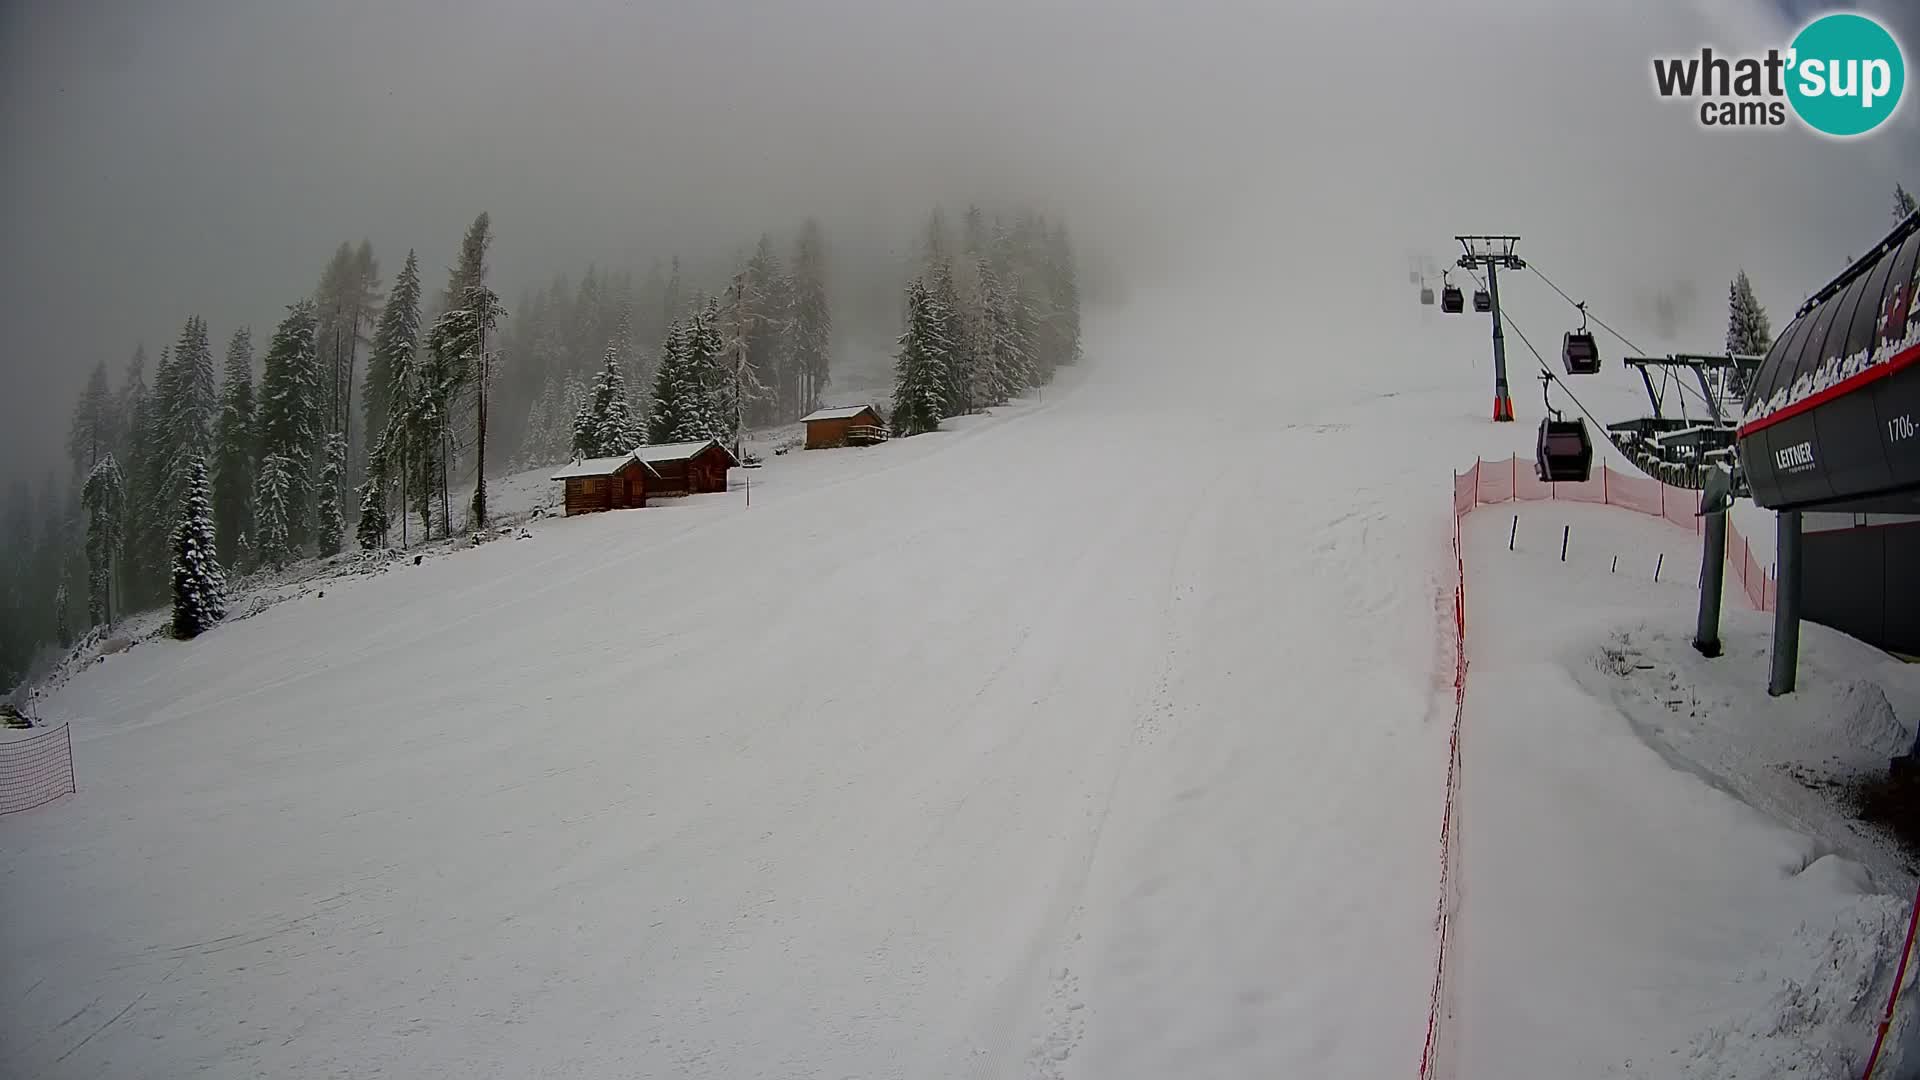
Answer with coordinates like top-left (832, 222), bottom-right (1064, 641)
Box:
top-left (550, 453), bottom-right (654, 516)
top-left (634, 439), bottom-right (741, 497)
top-left (800, 405), bottom-right (887, 449)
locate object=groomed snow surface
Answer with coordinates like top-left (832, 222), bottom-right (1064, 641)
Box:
top-left (4, 292), bottom-right (1917, 1078)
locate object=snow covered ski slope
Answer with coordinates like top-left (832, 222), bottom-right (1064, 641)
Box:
top-left (2, 292), bottom-right (1585, 1078)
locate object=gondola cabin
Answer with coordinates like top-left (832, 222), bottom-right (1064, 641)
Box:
top-left (1536, 418), bottom-right (1594, 482)
top-left (1441, 285), bottom-right (1464, 313)
top-left (801, 404), bottom-right (888, 449)
top-left (1420, 285), bottom-right (1435, 306)
top-left (1472, 288), bottom-right (1493, 314)
top-left (634, 439), bottom-right (741, 497)
top-left (551, 453), bottom-right (653, 516)
top-left (1562, 330), bottom-right (1600, 375)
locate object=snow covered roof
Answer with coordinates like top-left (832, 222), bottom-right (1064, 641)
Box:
top-left (550, 454), bottom-right (644, 480)
top-left (635, 440), bottom-right (741, 466)
top-left (800, 404), bottom-right (881, 422)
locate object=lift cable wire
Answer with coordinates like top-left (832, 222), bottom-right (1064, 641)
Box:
top-left (1525, 260), bottom-right (1723, 420)
top-left (1459, 265), bottom-right (1619, 445)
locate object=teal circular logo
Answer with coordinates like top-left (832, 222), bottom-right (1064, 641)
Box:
top-left (1787, 13), bottom-right (1905, 137)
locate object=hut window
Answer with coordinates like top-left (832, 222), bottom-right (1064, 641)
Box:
top-left (582, 477), bottom-right (604, 495)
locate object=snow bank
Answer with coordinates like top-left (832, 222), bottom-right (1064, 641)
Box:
top-left (1454, 497), bottom-right (1920, 1079)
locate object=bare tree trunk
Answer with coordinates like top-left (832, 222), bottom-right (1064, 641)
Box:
top-left (440, 427), bottom-right (451, 540)
top-left (472, 330), bottom-right (489, 530)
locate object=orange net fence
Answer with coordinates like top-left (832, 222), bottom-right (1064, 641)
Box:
top-left (1454, 457), bottom-right (1776, 612)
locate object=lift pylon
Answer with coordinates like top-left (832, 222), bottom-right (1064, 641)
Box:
top-left (1456, 235), bottom-right (1525, 422)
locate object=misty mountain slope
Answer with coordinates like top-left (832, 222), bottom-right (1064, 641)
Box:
top-left (5, 293), bottom-right (1521, 1079)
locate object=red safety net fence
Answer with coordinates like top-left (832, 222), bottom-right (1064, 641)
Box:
top-left (1420, 501), bottom-right (1470, 1078)
top-left (1424, 457), bottom-right (1779, 1075)
top-left (1453, 457), bottom-right (1777, 612)
top-left (0, 724), bottom-right (76, 814)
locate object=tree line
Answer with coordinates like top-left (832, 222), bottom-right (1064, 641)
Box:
top-left (2, 202), bottom-right (1082, 688)
top-left (890, 208), bottom-right (1080, 437)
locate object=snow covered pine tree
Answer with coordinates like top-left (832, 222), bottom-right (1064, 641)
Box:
top-left (891, 277), bottom-right (951, 437)
top-left (1725, 270), bottom-right (1772, 398)
top-left (573, 345), bottom-right (642, 458)
top-left (170, 457), bottom-right (227, 639)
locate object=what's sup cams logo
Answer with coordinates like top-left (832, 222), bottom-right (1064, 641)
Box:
top-left (1652, 12), bottom-right (1905, 136)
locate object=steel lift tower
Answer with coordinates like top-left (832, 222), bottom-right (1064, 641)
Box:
top-left (1456, 235), bottom-right (1524, 422)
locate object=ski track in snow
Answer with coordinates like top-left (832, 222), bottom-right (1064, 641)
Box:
top-left (5, 302), bottom-right (1523, 1079)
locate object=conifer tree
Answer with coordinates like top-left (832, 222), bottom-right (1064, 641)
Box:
top-left (67, 360), bottom-right (116, 479)
top-left (649, 319), bottom-right (696, 443)
top-left (170, 457), bottom-right (225, 639)
top-left (253, 453), bottom-right (294, 571)
top-left (258, 300), bottom-right (322, 551)
top-left (791, 219), bottom-right (832, 416)
top-left (741, 235), bottom-right (788, 425)
top-left (54, 578), bottom-right (71, 649)
top-left (1726, 270), bottom-right (1773, 397)
top-left (980, 259), bottom-right (1026, 405)
top-left (573, 345), bottom-right (642, 457)
top-left (662, 256), bottom-right (684, 331)
top-left (130, 344), bottom-right (178, 605)
top-left (1897, 183), bottom-right (1917, 222)
top-left (315, 434), bottom-right (346, 556)
top-left (1047, 222), bottom-right (1083, 366)
top-left (361, 249), bottom-right (422, 482)
top-left (891, 277), bottom-right (951, 437)
top-left (169, 315), bottom-right (219, 468)
top-left (356, 434), bottom-right (391, 551)
top-left (212, 328), bottom-right (255, 567)
top-left (926, 258), bottom-right (970, 416)
top-left (82, 453), bottom-right (124, 627)
top-left (117, 350), bottom-right (156, 604)
top-left (425, 284), bottom-right (505, 529)
top-left (442, 212), bottom-right (492, 312)
top-left (714, 270), bottom-right (772, 457)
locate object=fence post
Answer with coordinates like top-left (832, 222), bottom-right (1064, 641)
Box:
top-left (66, 723), bottom-right (74, 794)
top-left (1561, 524), bottom-right (1570, 562)
top-left (1655, 552), bottom-right (1665, 582)
top-left (1602, 465), bottom-right (1609, 505)
top-left (1509, 515), bottom-right (1518, 551)
top-left (1474, 457), bottom-right (1481, 507)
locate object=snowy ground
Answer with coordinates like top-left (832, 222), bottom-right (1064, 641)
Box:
top-left (1452, 499), bottom-right (1920, 1079)
top-left (2, 288), bottom-right (1913, 1079)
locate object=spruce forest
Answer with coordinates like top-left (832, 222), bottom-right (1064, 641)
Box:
top-left (1, 206), bottom-right (1083, 690)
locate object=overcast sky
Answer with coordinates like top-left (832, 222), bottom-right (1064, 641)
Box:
top-left (2, 0), bottom-right (1916, 486)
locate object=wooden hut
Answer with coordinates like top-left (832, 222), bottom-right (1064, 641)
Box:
top-left (634, 440), bottom-right (741, 497)
top-left (550, 453), bottom-right (654, 516)
top-left (801, 405), bottom-right (887, 449)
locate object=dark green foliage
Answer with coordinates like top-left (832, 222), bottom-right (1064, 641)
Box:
top-left (316, 434), bottom-right (346, 557)
top-left (258, 300), bottom-right (322, 551)
top-left (573, 346), bottom-right (642, 457)
top-left (212, 328), bottom-right (255, 567)
top-left (83, 454), bottom-right (125, 627)
top-left (67, 360), bottom-right (116, 479)
top-left (1726, 270), bottom-right (1772, 398)
top-left (891, 277), bottom-right (951, 437)
top-left (362, 250), bottom-right (422, 480)
top-left (253, 453), bottom-right (294, 571)
top-left (169, 457), bottom-right (226, 639)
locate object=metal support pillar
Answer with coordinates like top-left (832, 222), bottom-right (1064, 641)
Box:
top-left (1768, 509), bottom-right (1803, 696)
top-left (1694, 510), bottom-right (1727, 657)
top-left (1487, 263), bottom-right (1513, 421)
